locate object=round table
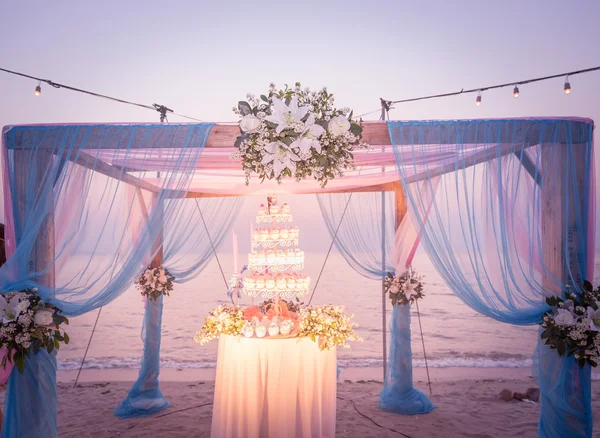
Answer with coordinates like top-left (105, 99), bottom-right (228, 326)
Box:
top-left (210, 335), bottom-right (337, 438)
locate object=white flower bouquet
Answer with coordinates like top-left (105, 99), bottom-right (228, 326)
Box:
top-left (135, 265), bottom-right (175, 302)
top-left (298, 304), bottom-right (361, 351)
top-left (194, 305), bottom-right (245, 345)
top-left (541, 281), bottom-right (600, 368)
top-left (0, 288), bottom-right (69, 372)
top-left (232, 82), bottom-right (369, 187)
top-left (384, 269), bottom-right (425, 306)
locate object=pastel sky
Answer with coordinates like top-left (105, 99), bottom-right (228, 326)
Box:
top-left (0, 0), bottom-right (599, 251)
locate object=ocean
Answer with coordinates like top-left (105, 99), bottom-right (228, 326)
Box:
top-left (57, 249), bottom-right (566, 373)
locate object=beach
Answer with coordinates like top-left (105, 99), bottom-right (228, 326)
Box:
top-left (3, 367), bottom-right (596, 438)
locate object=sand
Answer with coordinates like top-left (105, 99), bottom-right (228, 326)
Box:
top-left (3, 368), bottom-right (600, 437)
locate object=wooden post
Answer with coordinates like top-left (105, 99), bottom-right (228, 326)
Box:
top-left (540, 141), bottom-right (590, 434)
top-left (541, 143), bottom-right (586, 293)
top-left (10, 148), bottom-right (57, 436)
top-left (13, 150), bottom-right (56, 289)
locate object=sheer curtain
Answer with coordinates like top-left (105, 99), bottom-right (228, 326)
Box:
top-left (114, 196), bottom-right (244, 419)
top-left (317, 190), bottom-right (435, 415)
top-left (388, 119), bottom-right (595, 437)
top-left (0, 124), bottom-right (240, 437)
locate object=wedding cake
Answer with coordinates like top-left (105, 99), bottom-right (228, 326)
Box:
top-left (243, 196), bottom-right (310, 300)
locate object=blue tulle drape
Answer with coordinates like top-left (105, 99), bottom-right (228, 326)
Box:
top-left (2, 350), bottom-right (57, 438)
top-left (0, 123), bottom-right (247, 436)
top-left (379, 305), bottom-right (435, 414)
top-left (317, 191), bottom-right (435, 415)
top-left (114, 295), bottom-right (169, 418)
top-left (388, 119), bottom-right (595, 437)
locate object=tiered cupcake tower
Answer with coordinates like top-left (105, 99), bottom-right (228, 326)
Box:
top-left (242, 196), bottom-right (311, 300)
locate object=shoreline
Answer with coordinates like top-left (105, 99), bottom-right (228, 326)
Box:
top-left (59, 366), bottom-right (534, 384)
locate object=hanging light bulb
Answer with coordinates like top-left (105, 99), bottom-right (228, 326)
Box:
top-left (513, 85), bottom-right (520, 98)
top-left (564, 76), bottom-right (571, 94)
top-left (476, 91), bottom-right (482, 106)
top-left (34, 82), bottom-right (41, 96)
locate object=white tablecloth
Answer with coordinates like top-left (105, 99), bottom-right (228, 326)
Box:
top-left (211, 335), bottom-right (337, 438)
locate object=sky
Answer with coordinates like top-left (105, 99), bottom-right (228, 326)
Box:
top-left (0, 0), bottom-right (599, 251)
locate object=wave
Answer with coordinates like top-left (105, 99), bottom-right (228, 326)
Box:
top-left (58, 355), bottom-right (536, 371)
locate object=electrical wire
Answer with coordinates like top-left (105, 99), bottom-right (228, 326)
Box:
top-left (0, 67), bottom-right (204, 123)
top-left (337, 395), bottom-right (413, 437)
top-left (382, 65), bottom-right (600, 106)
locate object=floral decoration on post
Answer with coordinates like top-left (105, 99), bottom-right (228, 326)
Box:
top-left (541, 281), bottom-right (600, 368)
top-left (135, 266), bottom-right (175, 302)
top-left (232, 82), bottom-right (369, 187)
top-left (384, 269), bottom-right (425, 306)
top-left (194, 305), bottom-right (245, 345)
top-left (0, 288), bottom-right (70, 372)
top-left (298, 304), bottom-right (362, 351)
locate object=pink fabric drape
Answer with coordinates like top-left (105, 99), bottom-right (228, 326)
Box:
top-left (391, 177), bottom-right (441, 272)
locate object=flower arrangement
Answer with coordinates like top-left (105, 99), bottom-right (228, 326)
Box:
top-left (232, 82), bottom-right (369, 187)
top-left (194, 305), bottom-right (245, 345)
top-left (135, 265), bottom-right (175, 301)
top-left (259, 298), bottom-right (303, 314)
top-left (0, 289), bottom-right (69, 372)
top-left (298, 304), bottom-right (362, 351)
top-left (540, 281), bottom-right (600, 368)
top-left (384, 269), bottom-right (425, 306)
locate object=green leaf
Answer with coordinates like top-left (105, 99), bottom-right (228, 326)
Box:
top-left (557, 342), bottom-right (566, 356)
top-left (47, 341), bottom-right (54, 354)
top-left (348, 110), bottom-right (353, 121)
top-left (350, 123), bottom-right (363, 136)
top-left (64, 332), bottom-right (70, 344)
top-left (16, 354), bottom-right (25, 373)
top-left (583, 280), bottom-right (593, 291)
top-left (238, 101), bottom-right (252, 116)
top-left (260, 95), bottom-right (269, 103)
top-left (54, 338), bottom-right (60, 350)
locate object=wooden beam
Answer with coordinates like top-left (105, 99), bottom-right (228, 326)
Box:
top-left (394, 182), bottom-right (408, 230)
top-left (514, 151), bottom-right (542, 187)
top-left (5, 120), bottom-right (593, 150)
top-left (405, 142), bottom-right (534, 184)
top-left (177, 181), bottom-right (401, 198)
top-left (69, 150), bottom-right (161, 193)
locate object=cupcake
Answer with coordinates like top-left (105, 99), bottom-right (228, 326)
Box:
top-left (268, 319), bottom-right (280, 336)
top-left (287, 276), bottom-right (296, 289)
top-left (280, 319), bottom-right (293, 336)
top-left (259, 229), bottom-right (269, 241)
top-left (270, 228), bottom-right (280, 240)
top-left (256, 276), bottom-right (265, 289)
top-left (281, 203), bottom-right (291, 214)
top-left (276, 277), bottom-right (287, 290)
top-left (244, 277), bottom-right (256, 289)
top-left (266, 277), bottom-right (276, 290)
top-left (257, 251), bottom-right (267, 265)
top-left (270, 205), bottom-right (280, 214)
top-left (255, 323), bottom-right (267, 338)
top-left (280, 228), bottom-right (289, 239)
top-left (296, 250), bottom-right (304, 263)
top-left (258, 204), bottom-right (267, 215)
top-left (243, 321), bottom-right (255, 338)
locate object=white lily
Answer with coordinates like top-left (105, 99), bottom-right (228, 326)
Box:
top-left (290, 114), bottom-right (325, 154)
top-left (265, 97), bottom-right (309, 134)
top-left (0, 296), bottom-right (22, 323)
top-left (261, 141), bottom-right (300, 177)
top-left (587, 307), bottom-right (600, 331)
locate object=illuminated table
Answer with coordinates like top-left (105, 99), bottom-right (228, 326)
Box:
top-left (210, 335), bottom-right (337, 438)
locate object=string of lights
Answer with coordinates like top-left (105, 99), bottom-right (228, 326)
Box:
top-left (0, 67), bottom-right (204, 122)
top-left (370, 64), bottom-right (600, 119)
top-left (2, 65), bottom-right (599, 122)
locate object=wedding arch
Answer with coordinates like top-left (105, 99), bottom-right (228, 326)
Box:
top-left (0, 117), bottom-right (594, 438)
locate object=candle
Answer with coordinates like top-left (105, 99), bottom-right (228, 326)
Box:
top-left (232, 231), bottom-right (238, 274)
